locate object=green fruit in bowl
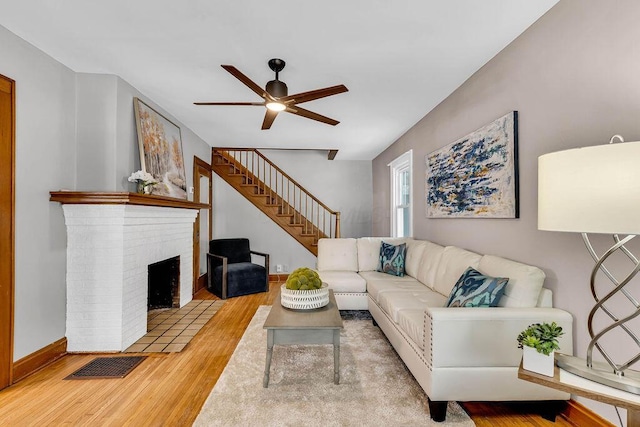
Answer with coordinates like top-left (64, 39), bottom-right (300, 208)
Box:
top-left (288, 280), bottom-right (301, 290)
top-left (286, 267), bottom-right (322, 290)
top-left (312, 277), bottom-right (322, 289)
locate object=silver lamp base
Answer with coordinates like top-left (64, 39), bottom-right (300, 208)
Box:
top-left (556, 353), bottom-right (640, 395)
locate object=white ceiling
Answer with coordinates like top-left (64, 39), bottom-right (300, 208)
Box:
top-left (0, 0), bottom-right (558, 160)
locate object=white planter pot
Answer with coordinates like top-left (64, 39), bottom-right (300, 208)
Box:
top-left (522, 346), bottom-right (555, 377)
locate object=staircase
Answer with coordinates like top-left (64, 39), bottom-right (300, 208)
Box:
top-left (211, 148), bottom-right (340, 256)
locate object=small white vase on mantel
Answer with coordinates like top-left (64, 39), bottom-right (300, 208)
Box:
top-left (522, 346), bottom-right (555, 377)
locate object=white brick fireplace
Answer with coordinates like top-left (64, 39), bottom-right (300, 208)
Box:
top-left (60, 202), bottom-right (198, 352)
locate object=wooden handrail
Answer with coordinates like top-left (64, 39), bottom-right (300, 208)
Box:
top-left (214, 148), bottom-right (338, 216)
top-left (252, 149), bottom-right (338, 216)
top-left (213, 148), bottom-right (341, 239)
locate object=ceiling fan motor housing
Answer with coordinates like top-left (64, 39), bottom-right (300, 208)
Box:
top-left (266, 79), bottom-right (288, 98)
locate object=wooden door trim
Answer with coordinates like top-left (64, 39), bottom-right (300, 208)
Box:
top-left (0, 74), bottom-right (15, 388)
top-left (193, 156), bottom-right (212, 295)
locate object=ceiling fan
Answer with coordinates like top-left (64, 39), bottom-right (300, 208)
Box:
top-left (194, 58), bottom-right (348, 130)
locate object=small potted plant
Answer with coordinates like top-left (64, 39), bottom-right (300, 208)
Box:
top-left (517, 322), bottom-right (564, 377)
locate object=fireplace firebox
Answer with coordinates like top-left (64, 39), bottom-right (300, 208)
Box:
top-left (148, 256), bottom-right (180, 310)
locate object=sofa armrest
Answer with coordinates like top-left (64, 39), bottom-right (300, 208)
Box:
top-left (425, 307), bottom-right (573, 368)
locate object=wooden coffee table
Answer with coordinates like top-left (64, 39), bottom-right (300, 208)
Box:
top-left (263, 289), bottom-right (343, 388)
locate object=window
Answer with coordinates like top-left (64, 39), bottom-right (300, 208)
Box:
top-left (389, 150), bottom-right (412, 237)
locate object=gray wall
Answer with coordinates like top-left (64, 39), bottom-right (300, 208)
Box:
top-left (1, 25), bottom-right (211, 361)
top-left (213, 149), bottom-right (372, 272)
top-left (372, 0), bottom-right (640, 423)
top-left (76, 73), bottom-right (211, 193)
top-left (0, 25), bottom-right (76, 359)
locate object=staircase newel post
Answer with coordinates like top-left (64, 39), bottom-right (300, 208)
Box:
top-left (335, 212), bottom-right (341, 238)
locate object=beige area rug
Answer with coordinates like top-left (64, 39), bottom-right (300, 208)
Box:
top-left (194, 306), bottom-right (475, 426)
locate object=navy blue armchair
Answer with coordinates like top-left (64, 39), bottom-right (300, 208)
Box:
top-left (207, 238), bottom-right (269, 299)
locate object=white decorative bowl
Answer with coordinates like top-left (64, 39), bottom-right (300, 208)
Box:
top-left (280, 283), bottom-right (330, 310)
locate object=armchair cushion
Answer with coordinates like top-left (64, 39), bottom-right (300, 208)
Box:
top-left (210, 238), bottom-right (250, 264)
top-left (211, 262), bottom-right (267, 298)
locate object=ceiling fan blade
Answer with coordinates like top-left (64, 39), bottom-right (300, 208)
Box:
top-left (262, 109), bottom-right (278, 130)
top-left (281, 84), bottom-right (348, 105)
top-left (285, 106), bottom-right (339, 126)
top-left (221, 65), bottom-right (273, 101)
top-left (194, 102), bottom-right (265, 106)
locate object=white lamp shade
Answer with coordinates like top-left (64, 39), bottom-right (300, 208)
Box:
top-left (538, 141), bottom-right (640, 234)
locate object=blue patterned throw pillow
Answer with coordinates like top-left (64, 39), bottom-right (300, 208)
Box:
top-left (377, 241), bottom-right (406, 277)
top-left (445, 267), bottom-right (508, 308)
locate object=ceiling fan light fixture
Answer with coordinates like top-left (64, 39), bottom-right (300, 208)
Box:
top-left (266, 101), bottom-right (286, 112)
top-left (196, 59), bottom-right (347, 129)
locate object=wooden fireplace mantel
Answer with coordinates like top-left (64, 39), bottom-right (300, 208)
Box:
top-left (50, 191), bottom-right (210, 210)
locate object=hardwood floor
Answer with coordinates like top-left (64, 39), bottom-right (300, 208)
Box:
top-left (0, 282), bottom-right (576, 426)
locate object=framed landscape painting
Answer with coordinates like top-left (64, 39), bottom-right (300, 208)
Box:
top-left (133, 98), bottom-right (187, 199)
top-left (425, 111), bottom-right (519, 218)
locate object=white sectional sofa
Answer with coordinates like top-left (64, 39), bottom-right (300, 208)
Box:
top-left (316, 237), bottom-right (573, 422)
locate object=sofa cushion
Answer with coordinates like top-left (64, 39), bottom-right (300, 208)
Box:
top-left (397, 309), bottom-right (426, 350)
top-left (316, 270), bottom-right (367, 293)
top-left (445, 267), bottom-right (508, 308)
top-left (433, 246), bottom-right (482, 297)
top-left (404, 240), bottom-right (426, 279)
top-left (359, 271), bottom-right (417, 283)
top-left (357, 237), bottom-right (408, 272)
top-left (377, 242), bottom-right (407, 277)
top-left (479, 255), bottom-right (546, 308)
top-left (366, 279), bottom-right (426, 302)
top-left (415, 241), bottom-right (445, 289)
top-left (317, 238), bottom-right (358, 272)
top-left (378, 290), bottom-right (448, 322)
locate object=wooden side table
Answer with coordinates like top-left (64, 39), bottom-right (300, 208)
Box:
top-left (518, 359), bottom-right (640, 426)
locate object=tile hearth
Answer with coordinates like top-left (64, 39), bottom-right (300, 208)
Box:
top-left (125, 300), bottom-right (224, 353)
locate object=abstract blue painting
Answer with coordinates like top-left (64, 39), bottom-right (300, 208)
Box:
top-left (425, 111), bottom-right (518, 218)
